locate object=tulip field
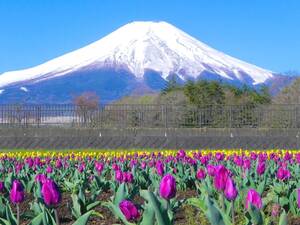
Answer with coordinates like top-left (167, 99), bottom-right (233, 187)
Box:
top-left (1, 149), bottom-right (300, 225)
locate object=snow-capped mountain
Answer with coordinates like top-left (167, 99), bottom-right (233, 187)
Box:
top-left (0, 21), bottom-right (293, 103)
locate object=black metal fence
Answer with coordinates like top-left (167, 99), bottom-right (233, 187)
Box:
top-left (0, 104), bottom-right (299, 129)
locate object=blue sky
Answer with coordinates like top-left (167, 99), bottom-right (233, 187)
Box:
top-left (0, 0), bottom-right (299, 74)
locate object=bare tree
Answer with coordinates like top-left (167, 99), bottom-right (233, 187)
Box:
top-left (73, 92), bottom-right (100, 125)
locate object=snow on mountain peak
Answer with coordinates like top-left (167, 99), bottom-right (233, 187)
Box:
top-left (0, 21), bottom-right (274, 88)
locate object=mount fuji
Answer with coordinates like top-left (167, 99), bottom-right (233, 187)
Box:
top-left (0, 21), bottom-right (294, 103)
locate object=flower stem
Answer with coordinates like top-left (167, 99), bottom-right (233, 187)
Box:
top-left (220, 193), bottom-right (225, 212)
top-left (231, 200), bottom-right (235, 224)
top-left (54, 208), bottom-right (60, 225)
top-left (16, 204), bottom-right (20, 225)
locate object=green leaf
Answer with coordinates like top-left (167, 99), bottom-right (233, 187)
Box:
top-left (140, 190), bottom-right (171, 225)
top-left (28, 213), bottom-right (43, 225)
top-left (73, 210), bottom-right (96, 225)
top-left (5, 204), bottom-right (17, 225)
top-left (86, 201), bottom-right (101, 211)
top-left (279, 210), bottom-right (288, 225)
top-left (140, 202), bottom-right (155, 225)
top-left (114, 183), bottom-right (128, 205)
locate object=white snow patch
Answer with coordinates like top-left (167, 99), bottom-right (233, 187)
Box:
top-left (20, 87), bottom-right (29, 92)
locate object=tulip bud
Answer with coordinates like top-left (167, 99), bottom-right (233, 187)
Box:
top-left (119, 200), bottom-right (140, 221)
top-left (245, 189), bottom-right (262, 209)
top-left (46, 166), bottom-right (53, 174)
top-left (123, 172), bottom-right (133, 183)
top-left (213, 165), bottom-right (229, 191)
top-left (156, 161), bottom-right (164, 176)
top-left (35, 174), bottom-right (47, 184)
top-left (10, 180), bottom-right (25, 204)
top-left (115, 170), bottom-right (123, 183)
top-left (41, 179), bottom-right (61, 207)
top-left (159, 174), bottom-right (176, 200)
top-left (256, 162), bottom-right (265, 175)
top-left (196, 168), bottom-right (206, 180)
top-left (206, 165), bottom-right (216, 176)
top-left (224, 177), bottom-right (238, 201)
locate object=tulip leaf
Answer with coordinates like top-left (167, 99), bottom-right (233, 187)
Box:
top-left (86, 201), bottom-right (101, 211)
top-left (5, 204), bottom-right (17, 225)
top-left (114, 183), bottom-right (128, 205)
top-left (28, 213), bottom-right (43, 225)
top-left (186, 197), bottom-right (206, 212)
top-left (140, 190), bottom-right (171, 225)
top-left (73, 210), bottom-right (96, 225)
top-left (279, 210), bottom-right (288, 225)
top-left (248, 204), bottom-right (263, 225)
top-left (140, 202), bottom-right (155, 225)
top-left (204, 196), bottom-right (232, 225)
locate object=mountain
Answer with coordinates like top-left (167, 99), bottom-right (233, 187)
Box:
top-left (0, 21), bottom-right (294, 103)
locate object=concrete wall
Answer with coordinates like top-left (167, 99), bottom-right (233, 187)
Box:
top-left (0, 127), bottom-right (299, 149)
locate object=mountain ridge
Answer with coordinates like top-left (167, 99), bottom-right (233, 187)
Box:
top-left (0, 21), bottom-right (295, 103)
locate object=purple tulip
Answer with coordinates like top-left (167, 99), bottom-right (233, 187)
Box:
top-left (277, 167), bottom-right (291, 180)
top-left (10, 180), bottom-right (25, 204)
top-left (156, 161), bottom-right (164, 176)
top-left (123, 172), bottom-right (134, 183)
top-left (177, 149), bottom-right (186, 158)
top-left (206, 165), bottom-right (216, 176)
top-left (46, 166), bottom-right (53, 174)
top-left (119, 200), bottom-right (140, 221)
top-left (214, 165), bottom-right (229, 191)
top-left (115, 170), bottom-right (123, 183)
top-left (159, 174), bottom-right (176, 200)
top-left (245, 189), bottom-right (262, 209)
top-left (41, 179), bottom-right (61, 207)
top-left (35, 174), bottom-right (47, 184)
top-left (224, 177), bottom-right (238, 201)
top-left (196, 168), bottom-right (206, 180)
top-left (256, 162), bottom-right (266, 175)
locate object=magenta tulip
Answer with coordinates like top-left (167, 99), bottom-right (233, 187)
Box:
top-left (41, 179), bottom-right (61, 207)
top-left (10, 180), bottom-right (25, 204)
top-left (196, 168), bottom-right (206, 180)
top-left (123, 172), bottom-right (134, 183)
top-left (245, 189), bottom-right (262, 209)
top-left (277, 167), bottom-right (291, 180)
top-left (256, 162), bottom-right (265, 175)
top-left (115, 170), bottom-right (123, 183)
top-left (214, 165), bottom-right (229, 191)
top-left (207, 165), bottom-right (216, 176)
top-left (46, 166), bottom-right (53, 174)
top-left (156, 161), bottom-right (164, 176)
top-left (224, 177), bottom-right (238, 201)
top-left (119, 200), bottom-right (140, 221)
top-left (159, 174), bottom-right (176, 200)
top-left (35, 174), bottom-right (47, 184)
